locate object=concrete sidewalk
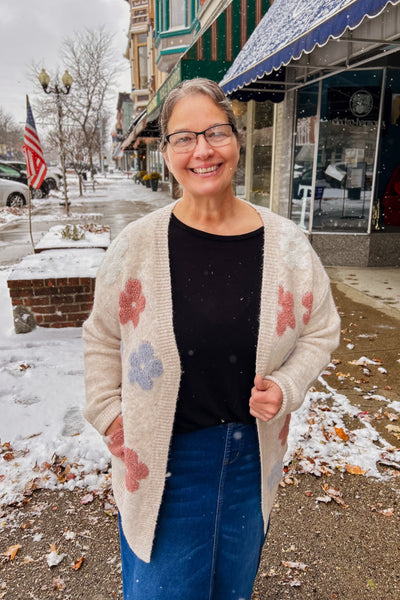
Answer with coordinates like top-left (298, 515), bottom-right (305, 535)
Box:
top-left (327, 266), bottom-right (400, 315)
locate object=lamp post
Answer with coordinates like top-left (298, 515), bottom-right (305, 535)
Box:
top-left (38, 68), bottom-right (73, 216)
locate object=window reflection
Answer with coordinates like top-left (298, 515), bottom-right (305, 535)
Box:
top-left (290, 71), bottom-right (382, 233)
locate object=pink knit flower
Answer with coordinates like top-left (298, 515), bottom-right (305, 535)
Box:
top-left (277, 286), bottom-right (296, 336)
top-left (302, 292), bottom-right (313, 325)
top-left (119, 279), bottom-right (146, 327)
top-left (124, 448), bottom-right (149, 492)
top-left (279, 414), bottom-right (291, 447)
top-left (107, 430), bottom-right (149, 493)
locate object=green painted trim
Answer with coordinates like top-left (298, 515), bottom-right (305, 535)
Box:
top-left (147, 63), bottom-right (182, 120)
top-left (181, 59), bottom-right (232, 82)
top-left (263, 0), bottom-right (270, 15)
top-left (217, 10), bottom-right (226, 62)
top-left (247, 0), bottom-right (255, 39)
top-left (202, 25), bottom-right (211, 61)
top-left (158, 46), bottom-right (189, 56)
top-left (232, 0), bottom-right (241, 58)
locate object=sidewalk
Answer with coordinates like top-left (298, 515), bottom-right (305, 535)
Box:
top-left (327, 265), bottom-right (400, 315)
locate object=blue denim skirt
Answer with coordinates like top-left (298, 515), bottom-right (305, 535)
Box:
top-left (118, 422), bottom-right (266, 600)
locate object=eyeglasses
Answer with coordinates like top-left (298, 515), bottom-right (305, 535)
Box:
top-left (165, 123), bottom-right (236, 153)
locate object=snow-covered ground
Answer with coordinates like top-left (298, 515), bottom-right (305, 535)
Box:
top-left (1, 177), bottom-right (399, 507)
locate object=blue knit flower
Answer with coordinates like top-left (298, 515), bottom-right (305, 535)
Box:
top-left (128, 342), bottom-right (163, 390)
top-left (267, 460), bottom-right (283, 491)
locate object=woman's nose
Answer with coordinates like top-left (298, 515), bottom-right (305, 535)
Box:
top-left (193, 133), bottom-right (214, 156)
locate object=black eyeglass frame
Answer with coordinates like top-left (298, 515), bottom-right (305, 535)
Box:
top-left (165, 123), bottom-right (236, 149)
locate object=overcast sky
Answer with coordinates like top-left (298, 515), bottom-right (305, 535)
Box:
top-left (0, 0), bottom-right (131, 126)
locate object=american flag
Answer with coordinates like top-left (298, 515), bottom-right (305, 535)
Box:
top-left (22, 96), bottom-right (47, 189)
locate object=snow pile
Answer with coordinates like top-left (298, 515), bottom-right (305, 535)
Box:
top-left (0, 268), bottom-right (110, 506)
top-left (35, 224), bottom-right (110, 251)
top-left (7, 248), bottom-right (105, 280)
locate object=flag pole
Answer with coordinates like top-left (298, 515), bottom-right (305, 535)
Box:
top-left (27, 185), bottom-right (35, 253)
top-left (23, 94), bottom-right (47, 253)
top-left (25, 96), bottom-right (35, 252)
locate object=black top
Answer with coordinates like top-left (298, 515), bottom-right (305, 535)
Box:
top-left (169, 213), bottom-right (264, 433)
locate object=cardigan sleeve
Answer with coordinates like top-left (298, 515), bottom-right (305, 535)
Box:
top-left (265, 255), bottom-right (340, 420)
top-left (82, 251), bottom-right (124, 436)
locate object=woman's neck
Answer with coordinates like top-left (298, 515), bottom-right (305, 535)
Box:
top-left (172, 196), bottom-right (263, 236)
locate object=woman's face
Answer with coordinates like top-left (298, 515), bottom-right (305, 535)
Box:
top-left (162, 93), bottom-right (240, 203)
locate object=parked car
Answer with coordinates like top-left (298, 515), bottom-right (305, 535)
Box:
top-left (4, 161), bottom-right (63, 195)
top-left (0, 178), bottom-right (29, 208)
top-left (0, 161), bottom-right (28, 185)
top-left (0, 161), bottom-right (48, 198)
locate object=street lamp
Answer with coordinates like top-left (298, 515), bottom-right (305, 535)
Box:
top-left (38, 68), bottom-right (73, 215)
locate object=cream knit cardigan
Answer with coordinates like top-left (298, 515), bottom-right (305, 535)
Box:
top-left (83, 201), bottom-right (340, 563)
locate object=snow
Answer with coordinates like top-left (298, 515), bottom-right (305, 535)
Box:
top-left (1, 180), bottom-right (400, 507)
top-left (35, 224), bottom-right (110, 251)
top-left (8, 248), bottom-right (105, 280)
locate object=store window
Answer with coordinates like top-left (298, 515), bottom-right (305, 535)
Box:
top-left (137, 40), bottom-right (148, 89)
top-left (231, 100), bottom-right (247, 198)
top-left (290, 70), bottom-right (382, 233)
top-left (170, 0), bottom-right (186, 28)
top-left (252, 101), bottom-right (274, 206)
top-left (290, 83), bottom-right (319, 230)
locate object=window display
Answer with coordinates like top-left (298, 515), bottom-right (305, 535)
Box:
top-left (290, 71), bottom-right (382, 233)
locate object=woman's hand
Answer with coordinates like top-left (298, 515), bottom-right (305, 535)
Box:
top-left (249, 375), bottom-right (283, 421)
top-left (105, 414), bottom-right (123, 437)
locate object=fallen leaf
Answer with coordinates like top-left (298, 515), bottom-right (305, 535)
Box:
top-left (386, 424), bottom-right (400, 435)
top-left (46, 543), bottom-right (65, 568)
top-left (378, 508), bottom-right (394, 517)
top-left (316, 495), bottom-right (332, 504)
top-left (345, 464), bottom-right (366, 475)
top-left (53, 577), bottom-right (66, 591)
top-left (80, 493), bottom-right (94, 505)
top-left (336, 372), bottom-right (350, 380)
top-left (3, 544), bottom-right (22, 560)
top-left (335, 427), bottom-right (349, 442)
top-left (71, 556), bottom-right (84, 570)
top-left (19, 363), bottom-right (31, 371)
top-left (385, 413), bottom-right (399, 422)
top-left (23, 556), bottom-right (34, 564)
top-left (322, 484), bottom-right (348, 507)
top-left (282, 560), bottom-right (308, 571)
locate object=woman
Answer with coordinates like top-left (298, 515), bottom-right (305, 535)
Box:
top-left (83, 78), bottom-right (340, 600)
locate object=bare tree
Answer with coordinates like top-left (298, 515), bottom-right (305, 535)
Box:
top-left (32, 27), bottom-right (121, 175)
top-left (0, 108), bottom-right (24, 159)
top-left (60, 27), bottom-right (120, 175)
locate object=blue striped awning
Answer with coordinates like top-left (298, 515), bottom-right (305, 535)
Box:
top-left (221, 0), bottom-right (400, 95)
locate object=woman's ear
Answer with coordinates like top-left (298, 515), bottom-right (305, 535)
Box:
top-left (162, 150), bottom-right (171, 173)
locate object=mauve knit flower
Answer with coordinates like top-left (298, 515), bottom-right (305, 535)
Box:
top-left (119, 279), bottom-right (146, 327)
top-left (277, 285), bottom-right (296, 336)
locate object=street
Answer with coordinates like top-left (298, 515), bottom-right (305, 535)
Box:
top-left (0, 175), bottom-right (172, 266)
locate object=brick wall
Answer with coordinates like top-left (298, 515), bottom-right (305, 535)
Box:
top-left (7, 276), bottom-right (95, 328)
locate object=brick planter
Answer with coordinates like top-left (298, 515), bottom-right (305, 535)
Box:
top-left (7, 248), bottom-right (105, 331)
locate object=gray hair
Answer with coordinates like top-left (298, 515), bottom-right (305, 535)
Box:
top-left (159, 78), bottom-right (238, 151)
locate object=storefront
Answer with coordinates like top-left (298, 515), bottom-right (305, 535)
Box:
top-left (221, 0), bottom-right (400, 265)
top-left (291, 68), bottom-right (400, 234)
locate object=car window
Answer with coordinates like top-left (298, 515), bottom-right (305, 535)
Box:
top-left (0, 164), bottom-right (21, 176)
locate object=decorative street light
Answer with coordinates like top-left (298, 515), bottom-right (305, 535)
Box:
top-left (38, 68), bottom-right (73, 215)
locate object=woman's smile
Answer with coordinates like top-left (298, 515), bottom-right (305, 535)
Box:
top-left (190, 163), bottom-right (222, 175)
